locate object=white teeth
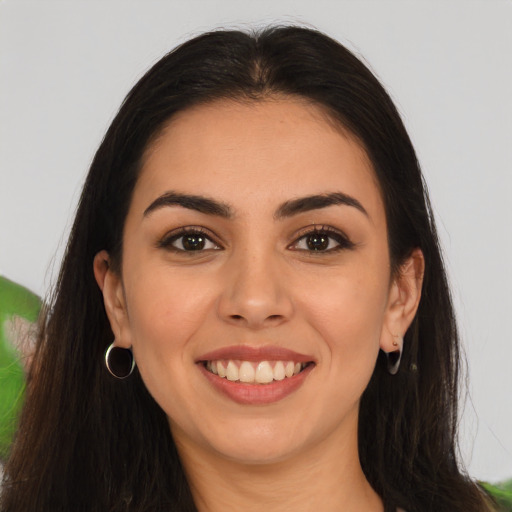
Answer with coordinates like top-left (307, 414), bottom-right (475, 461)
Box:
top-left (205, 359), bottom-right (309, 384)
top-left (217, 360), bottom-right (226, 378)
top-left (255, 361), bottom-right (274, 384)
top-left (273, 361), bottom-right (286, 381)
top-left (226, 361), bottom-right (239, 381)
top-left (239, 361), bottom-right (255, 383)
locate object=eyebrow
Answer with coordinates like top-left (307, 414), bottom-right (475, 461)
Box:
top-left (274, 192), bottom-right (368, 219)
top-left (143, 191), bottom-right (368, 220)
top-left (144, 192), bottom-right (232, 218)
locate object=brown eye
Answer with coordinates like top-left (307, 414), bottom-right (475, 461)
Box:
top-left (290, 227), bottom-right (355, 253)
top-left (180, 233), bottom-right (207, 251)
top-left (305, 233), bottom-right (330, 251)
top-left (159, 228), bottom-right (221, 252)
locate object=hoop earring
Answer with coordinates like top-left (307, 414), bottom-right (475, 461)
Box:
top-left (386, 335), bottom-right (403, 375)
top-left (105, 343), bottom-right (135, 379)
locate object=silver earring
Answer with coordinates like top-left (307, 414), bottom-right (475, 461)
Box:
top-left (105, 342), bottom-right (135, 379)
top-left (386, 335), bottom-right (402, 375)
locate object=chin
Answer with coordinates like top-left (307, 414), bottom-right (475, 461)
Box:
top-left (213, 435), bottom-right (305, 466)
top-left (172, 413), bottom-right (311, 466)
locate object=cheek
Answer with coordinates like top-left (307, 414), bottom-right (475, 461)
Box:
top-left (121, 269), bottom-right (217, 424)
top-left (123, 268), bottom-right (215, 361)
top-left (297, 266), bottom-right (389, 364)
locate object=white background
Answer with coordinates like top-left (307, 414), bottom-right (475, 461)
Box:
top-left (0, 0), bottom-right (511, 483)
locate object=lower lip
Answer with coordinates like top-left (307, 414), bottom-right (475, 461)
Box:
top-left (198, 363), bottom-right (314, 405)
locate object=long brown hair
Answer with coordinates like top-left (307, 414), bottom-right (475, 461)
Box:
top-left (1, 26), bottom-right (493, 511)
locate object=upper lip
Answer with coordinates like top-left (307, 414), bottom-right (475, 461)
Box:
top-left (196, 345), bottom-right (315, 364)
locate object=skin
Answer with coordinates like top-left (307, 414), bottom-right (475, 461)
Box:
top-left (95, 98), bottom-right (423, 512)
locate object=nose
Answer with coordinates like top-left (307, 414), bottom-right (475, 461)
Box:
top-left (216, 248), bottom-right (294, 329)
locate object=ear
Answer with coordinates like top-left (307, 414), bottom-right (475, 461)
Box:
top-left (380, 248), bottom-right (424, 352)
top-left (93, 250), bottom-right (132, 348)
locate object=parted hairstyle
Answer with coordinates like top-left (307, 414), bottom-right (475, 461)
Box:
top-left (1, 26), bottom-right (494, 512)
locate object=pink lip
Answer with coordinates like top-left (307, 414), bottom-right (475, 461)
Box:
top-left (198, 363), bottom-right (314, 405)
top-left (196, 345), bottom-right (314, 364)
top-left (196, 345), bottom-right (316, 405)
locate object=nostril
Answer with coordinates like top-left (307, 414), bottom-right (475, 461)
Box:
top-left (228, 313), bottom-right (282, 324)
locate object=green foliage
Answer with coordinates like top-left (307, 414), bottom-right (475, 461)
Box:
top-left (481, 480), bottom-right (512, 511)
top-left (0, 276), bottom-right (41, 460)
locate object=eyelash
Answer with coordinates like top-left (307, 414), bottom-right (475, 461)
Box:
top-left (157, 226), bottom-right (221, 253)
top-left (289, 225), bottom-right (355, 253)
top-left (157, 225), bottom-right (355, 254)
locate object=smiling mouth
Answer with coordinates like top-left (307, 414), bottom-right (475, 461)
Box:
top-left (203, 360), bottom-right (312, 385)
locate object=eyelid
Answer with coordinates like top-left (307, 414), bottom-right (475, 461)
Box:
top-left (157, 225), bottom-right (224, 252)
top-left (288, 224), bottom-right (355, 252)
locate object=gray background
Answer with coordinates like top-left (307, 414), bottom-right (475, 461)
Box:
top-left (1, 0), bottom-right (511, 482)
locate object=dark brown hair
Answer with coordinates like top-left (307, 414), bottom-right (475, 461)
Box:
top-left (1, 26), bottom-right (493, 511)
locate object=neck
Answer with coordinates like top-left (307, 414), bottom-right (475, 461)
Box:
top-left (173, 417), bottom-right (384, 512)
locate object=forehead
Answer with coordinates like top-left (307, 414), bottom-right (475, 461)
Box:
top-left (134, 98), bottom-right (383, 220)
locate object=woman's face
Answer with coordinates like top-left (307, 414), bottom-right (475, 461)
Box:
top-left (99, 98), bottom-right (418, 465)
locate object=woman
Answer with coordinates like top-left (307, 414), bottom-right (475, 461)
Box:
top-left (0, 26), bottom-right (495, 511)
